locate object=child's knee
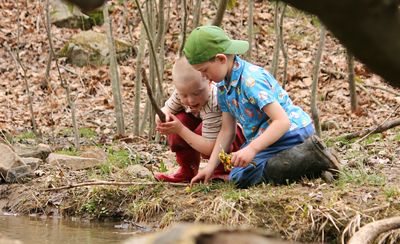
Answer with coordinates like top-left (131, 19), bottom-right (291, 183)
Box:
top-left (168, 134), bottom-right (188, 151)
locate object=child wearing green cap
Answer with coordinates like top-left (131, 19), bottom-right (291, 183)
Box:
top-left (154, 56), bottom-right (245, 183)
top-left (185, 26), bottom-right (340, 188)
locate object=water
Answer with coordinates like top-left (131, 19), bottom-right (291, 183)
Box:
top-left (0, 213), bottom-right (145, 244)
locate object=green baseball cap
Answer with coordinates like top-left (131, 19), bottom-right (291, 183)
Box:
top-left (183, 26), bottom-right (249, 65)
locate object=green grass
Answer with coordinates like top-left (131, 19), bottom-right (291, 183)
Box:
top-left (384, 186), bottom-right (400, 200)
top-left (79, 128), bottom-right (97, 139)
top-left (324, 136), bottom-right (353, 148)
top-left (363, 133), bottom-right (382, 145)
top-left (336, 164), bottom-right (386, 187)
top-left (158, 160), bottom-right (168, 173)
top-left (394, 132), bottom-right (400, 141)
top-left (187, 182), bottom-right (227, 194)
top-left (14, 131), bottom-right (36, 141)
top-left (107, 148), bottom-right (133, 167)
top-left (222, 187), bottom-right (250, 201)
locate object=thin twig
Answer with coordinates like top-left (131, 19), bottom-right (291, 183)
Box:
top-left (45, 180), bottom-right (187, 191)
top-left (362, 84), bottom-right (400, 97)
top-left (353, 104), bottom-right (400, 143)
top-left (356, 83), bottom-right (383, 106)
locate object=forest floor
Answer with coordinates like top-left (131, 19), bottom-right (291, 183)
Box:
top-left (1, 0), bottom-right (400, 243)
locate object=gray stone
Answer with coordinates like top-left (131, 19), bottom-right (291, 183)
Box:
top-left (59, 30), bottom-right (134, 67)
top-left (50, 0), bottom-right (103, 30)
top-left (21, 157), bottom-right (42, 171)
top-left (0, 143), bottom-right (32, 183)
top-left (5, 165), bottom-right (32, 183)
top-left (80, 148), bottom-right (107, 161)
top-left (126, 164), bottom-right (152, 179)
top-left (47, 153), bottom-right (104, 170)
top-left (14, 143), bottom-right (51, 160)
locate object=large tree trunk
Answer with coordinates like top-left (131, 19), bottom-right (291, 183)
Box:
top-left (279, 0), bottom-right (400, 88)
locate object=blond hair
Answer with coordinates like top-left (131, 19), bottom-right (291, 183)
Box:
top-left (172, 56), bottom-right (203, 85)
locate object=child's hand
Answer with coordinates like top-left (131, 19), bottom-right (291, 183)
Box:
top-left (190, 167), bottom-right (214, 186)
top-left (155, 109), bottom-right (171, 125)
top-left (156, 113), bottom-right (184, 135)
top-left (231, 145), bottom-right (257, 168)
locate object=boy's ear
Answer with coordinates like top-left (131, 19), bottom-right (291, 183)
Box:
top-left (215, 54), bottom-right (228, 63)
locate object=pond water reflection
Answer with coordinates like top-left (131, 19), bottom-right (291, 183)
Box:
top-left (0, 213), bottom-right (143, 244)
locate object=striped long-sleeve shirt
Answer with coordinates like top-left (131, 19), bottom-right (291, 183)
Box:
top-left (165, 83), bottom-right (222, 140)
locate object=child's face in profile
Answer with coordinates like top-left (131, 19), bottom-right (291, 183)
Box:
top-left (193, 55), bottom-right (228, 83)
top-left (175, 78), bottom-right (210, 114)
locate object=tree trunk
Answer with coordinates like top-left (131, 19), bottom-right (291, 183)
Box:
top-left (193, 0), bottom-right (202, 28)
top-left (212, 0), bottom-right (228, 26)
top-left (246, 0), bottom-right (254, 59)
top-left (178, 0), bottom-right (187, 57)
top-left (278, 4), bottom-right (288, 88)
top-left (311, 25), bottom-right (326, 137)
top-left (133, 23), bottom-right (146, 136)
top-left (347, 52), bottom-right (359, 113)
top-left (104, 3), bottom-right (125, 136)
top-left (45, 0), bottom-right (80, 149)
top-left (270, 2), bottom-right (280, 76)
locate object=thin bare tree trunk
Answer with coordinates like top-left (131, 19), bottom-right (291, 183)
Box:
top-left (133, 23), bottom-right (146, 136)
top-left (12, 1), bottom-right (38, 136)
top-left (211, 0), bottom-right (228, 26)
top-left (311, 25), bottom-right (326, 137)
top-left (134, 0), bottom-right (164, 99)
top-left (193, 0), bottom-right (202, 28)
top-left (45, 0), bottom-right (80, 149)
top-left (271, 2), bottom-right (280, 76)
top-left (347, 52), bottom-right (359, 113)
top-left (178, 0), bottom-right (187, 57)
top-left (140, 101), bottom-right (150, 135)
top-left (246, 0), bottom-right (254, 59)
top-left (104, 3), bottom-right (125, 136)
top-left (279, 4), bottom-right (288, 88)
top-left (147, 0), bottom-right (156, 139)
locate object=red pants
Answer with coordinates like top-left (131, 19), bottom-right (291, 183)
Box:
top-left (168, 111), bottom-right (245, 171)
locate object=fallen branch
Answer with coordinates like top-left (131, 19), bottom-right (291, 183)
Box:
top-left (362, 84), bottom-right (400, 97)
top-left (141, 68), bottom-right (166, 122)
top-left (340, 104), bottom-right (400, 141)
top-left (45, 180), bottom-right (187, 191)
top-left (348, 216), bottom-right (400, 244)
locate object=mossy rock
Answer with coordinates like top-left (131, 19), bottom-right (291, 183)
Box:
top-left (50, 0), bottom-right (104, 30)
top-left (59, 30), bottom-right (134, 67)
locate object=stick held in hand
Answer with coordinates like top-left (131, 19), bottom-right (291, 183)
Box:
top-left (141, 68), bottom-right (166, 123)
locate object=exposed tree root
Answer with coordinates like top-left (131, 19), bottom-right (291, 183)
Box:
top-left (348, 216), bottom-right (400, 244)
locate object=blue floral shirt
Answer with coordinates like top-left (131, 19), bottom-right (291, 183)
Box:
top-left (217, 56), bottom-right (312, 142)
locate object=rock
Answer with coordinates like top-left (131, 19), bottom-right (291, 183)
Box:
top-left (321, 120), bottom-right (339, 131)
top-left (126, 164), bottom-right (152, 179)
top-left (21, 157), bottom-right (42, 171)
top-left (47, 153), bottom-right (104, 170)
top-left (50, 0), bottom-right (103, 30)
top-left (13, 143), bottom-right (51, 160)
top-left (125, 223), bottom-right (296, 244)
top-left (59, 30), bottom-right (134, 67)
top-left (0, 144), bottom-right (32, 183)
top-left (80, 148), bottom-right (107, 161)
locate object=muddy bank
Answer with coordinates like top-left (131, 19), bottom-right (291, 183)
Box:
top-left (0, 136), bottom-right (399, 243)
